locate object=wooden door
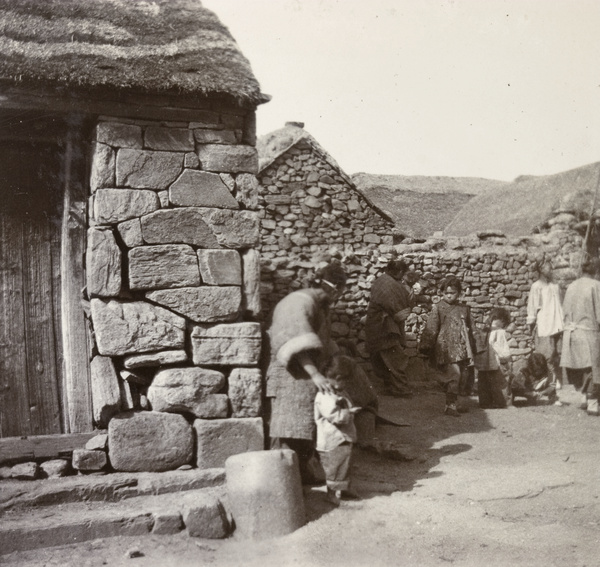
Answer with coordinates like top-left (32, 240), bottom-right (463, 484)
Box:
top-left (0, 143), bottom-right (64, 437)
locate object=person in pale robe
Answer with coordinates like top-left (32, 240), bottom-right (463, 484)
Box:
top-left (527, 259), bottom-right (564, 388)
top-left (266, 262), bottom-right (347, 483)
top-left (560, 257), bottom-right (600, 416)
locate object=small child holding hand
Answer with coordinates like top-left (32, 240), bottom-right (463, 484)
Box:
top-left (315, 355), bottom-right (361, 506)
top-left (475, 307), bottom-right (513, 409)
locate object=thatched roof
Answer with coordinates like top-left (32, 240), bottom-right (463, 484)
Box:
top-left (351, 173), bottom-right (506, 238)
top-left (445, 161), bottom-right (600, 236)
top-left (0, 0), bottom-right (266, 104)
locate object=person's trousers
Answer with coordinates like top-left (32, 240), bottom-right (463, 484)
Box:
top-left (370, 346), bottom-right (412, 395)
top-left (566, 368), bottom-right (599, 400)
top-left (535, 333), bottom-right (562, 385)
top-left (270, 437), bottom-right (325, 485)
top-left (478, 369), bottom-right (511, 408)
top-left (439, 361), bottom-right (474, 405)
top-left (318, 442), bottom-right (353, 491)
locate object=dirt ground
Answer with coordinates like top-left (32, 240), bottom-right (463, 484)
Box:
top-left (2, 382), bottom-right (599, 567)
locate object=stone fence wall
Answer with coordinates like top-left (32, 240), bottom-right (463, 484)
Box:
top-left (84, 113), bottom-right (265, 472)
top-left (260, 223), bottom-right (584, 374)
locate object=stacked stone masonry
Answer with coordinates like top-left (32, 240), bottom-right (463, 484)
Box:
top-left (257, 144), bottom-right (586, 376)
top-left (85, 114), bottom-right (264, 472)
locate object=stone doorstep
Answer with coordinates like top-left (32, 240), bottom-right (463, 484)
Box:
top-left (0, 486), bottom-right (228, 555)
top-left (0, 468), bottom-right (225, 512)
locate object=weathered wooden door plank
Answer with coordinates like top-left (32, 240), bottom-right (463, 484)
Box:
top-left (22, 218), bottom-right (62, 435)
top-left (0, 213), bottom-right (30, 437)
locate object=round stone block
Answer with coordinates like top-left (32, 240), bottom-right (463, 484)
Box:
top-left (225, 449), bottom-right (305, 540)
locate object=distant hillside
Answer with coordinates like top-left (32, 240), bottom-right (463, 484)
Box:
top-left (445, 161), bottom-right (600, 236)
top-left (352, 173), bottom-right (507, 238)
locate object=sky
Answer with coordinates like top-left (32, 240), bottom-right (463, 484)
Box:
top-left (202, 0), bottom-right (600, 181)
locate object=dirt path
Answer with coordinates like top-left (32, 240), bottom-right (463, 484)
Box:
top-left (3, 384), bottom-right (599, 567)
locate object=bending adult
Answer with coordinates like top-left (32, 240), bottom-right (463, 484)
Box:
top-left (266, 261), bottom-right (348, 482)
top-left (560, 256), bottom-right (600, 416)
top-left (364, 259), bottom-right (414, 397)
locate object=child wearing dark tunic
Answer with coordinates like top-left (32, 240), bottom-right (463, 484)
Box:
top-left (419, 276), bottom-right (476, 416)
top-left (475, 307), bottom-right (513, 409)
top-left (315, 355), bottom-right (360, 506)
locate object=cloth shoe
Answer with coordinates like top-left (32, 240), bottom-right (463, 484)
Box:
top-left (444, 403), bottom-right (460, 417)
top-left (326, 488), bottom-right (341, 506)
top-left (586, 398), bottom-right (599, 416)
top-left (579, 394), bottom-right (589, 410)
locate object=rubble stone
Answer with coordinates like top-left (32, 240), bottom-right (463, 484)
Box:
top-left (72, 449), bottom-right (107, 471)
top-left (181, 493), bottom-right (230, 539)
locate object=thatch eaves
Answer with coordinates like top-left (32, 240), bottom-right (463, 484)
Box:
top-left (0, 0), bottom-right (266, 105)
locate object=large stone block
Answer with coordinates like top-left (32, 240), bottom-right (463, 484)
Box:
top-left (144, 127), bottom-right (194, 152)
top-left (86, 228), bottom-right (121, 297)
top-left (194, 418), bottom-right (264, 469)
top-left (225, 450), bottom-right (305, 540)
top-left (193, 129), bottom-right (237, 145)
top-left (181, 493), bottom-right (230, 539)
top-left (109, 411), bottom-right (193, 472)
top-left (242, 249), bottom-right (261, 317)
top-left (197, 144), bottom-right (258, 174)
top-left (141, 208), bottom-right (220, 248)
top-left (228, 368), bottom-right (262, 418)
top-left (96, 122), bottom-right (142, 148)
top-left (117, 218), bottom-right (143, 248)
top-left (169, 170), bottom-right (239, 209)
top-left (147, 367), bottom-right (228, 419)
top-left (91, 299), bottom-right (185, 356)
top-left (191, 323), bottom-right (261, 366)
top-left (140, 207), bottom-right (259, 249)
top-left (200, 208), bottom-right (260, 248)
top-left (145, 286), bottom-right (241, 323)
top-left (90, 142), bottom-right (115, 193)
top-left (124, 349), bottom-right (188, 369)
top-left (129, 245), bottom-right (200, 290)
top-left (94, 189), bottom-right (159, 224)
top-left (116, 149), bottom-right (183, 189)
top-left (90, 355), bottom-right (121, 427)
top-left (197, 249), bottom-right (242, 285)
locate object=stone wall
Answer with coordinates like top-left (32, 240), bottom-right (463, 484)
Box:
top-left (85, 111), bottom-right (264, 472)
top-left (259, 209), bottom-right (584, 375)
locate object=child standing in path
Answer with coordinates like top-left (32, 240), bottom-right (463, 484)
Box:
top-left (475, 307), bottom-right (513, 409)
top-left (315, 355), bottom-right (360, 506)
top-left (526, 259), bottom-right (564, 389)
top-left (419, 276), bottom-right (476, 416)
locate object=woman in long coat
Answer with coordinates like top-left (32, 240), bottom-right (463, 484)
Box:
top-left (266, 262), bottom-right (348, 482)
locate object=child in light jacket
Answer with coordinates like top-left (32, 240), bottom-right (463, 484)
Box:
top-left (475, 307), bottom-right (513, 408)
top-left (315, 355), bottom-right (360, 506)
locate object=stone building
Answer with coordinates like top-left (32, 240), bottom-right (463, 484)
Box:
top-left (0, 0), bottom-right (268, 472)
top-left (256, 122), bottom-right (399, 322)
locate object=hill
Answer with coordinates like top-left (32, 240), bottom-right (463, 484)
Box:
top-left (445, 161), bottom-right (600, 236)
top-left (352, 173), bottom-right (507, 238)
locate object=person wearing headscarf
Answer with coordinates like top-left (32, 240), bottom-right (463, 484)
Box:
top-left (266, 261), bottom-right (348, 483)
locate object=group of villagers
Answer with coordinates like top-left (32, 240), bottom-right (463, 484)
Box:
top-left (264, 255), bottom-right (600, 505)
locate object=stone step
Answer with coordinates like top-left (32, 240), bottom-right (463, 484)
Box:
top-left (0, 468), bottom-right (225, 512)
top-left (0, 485), bottom-right (230, 554)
